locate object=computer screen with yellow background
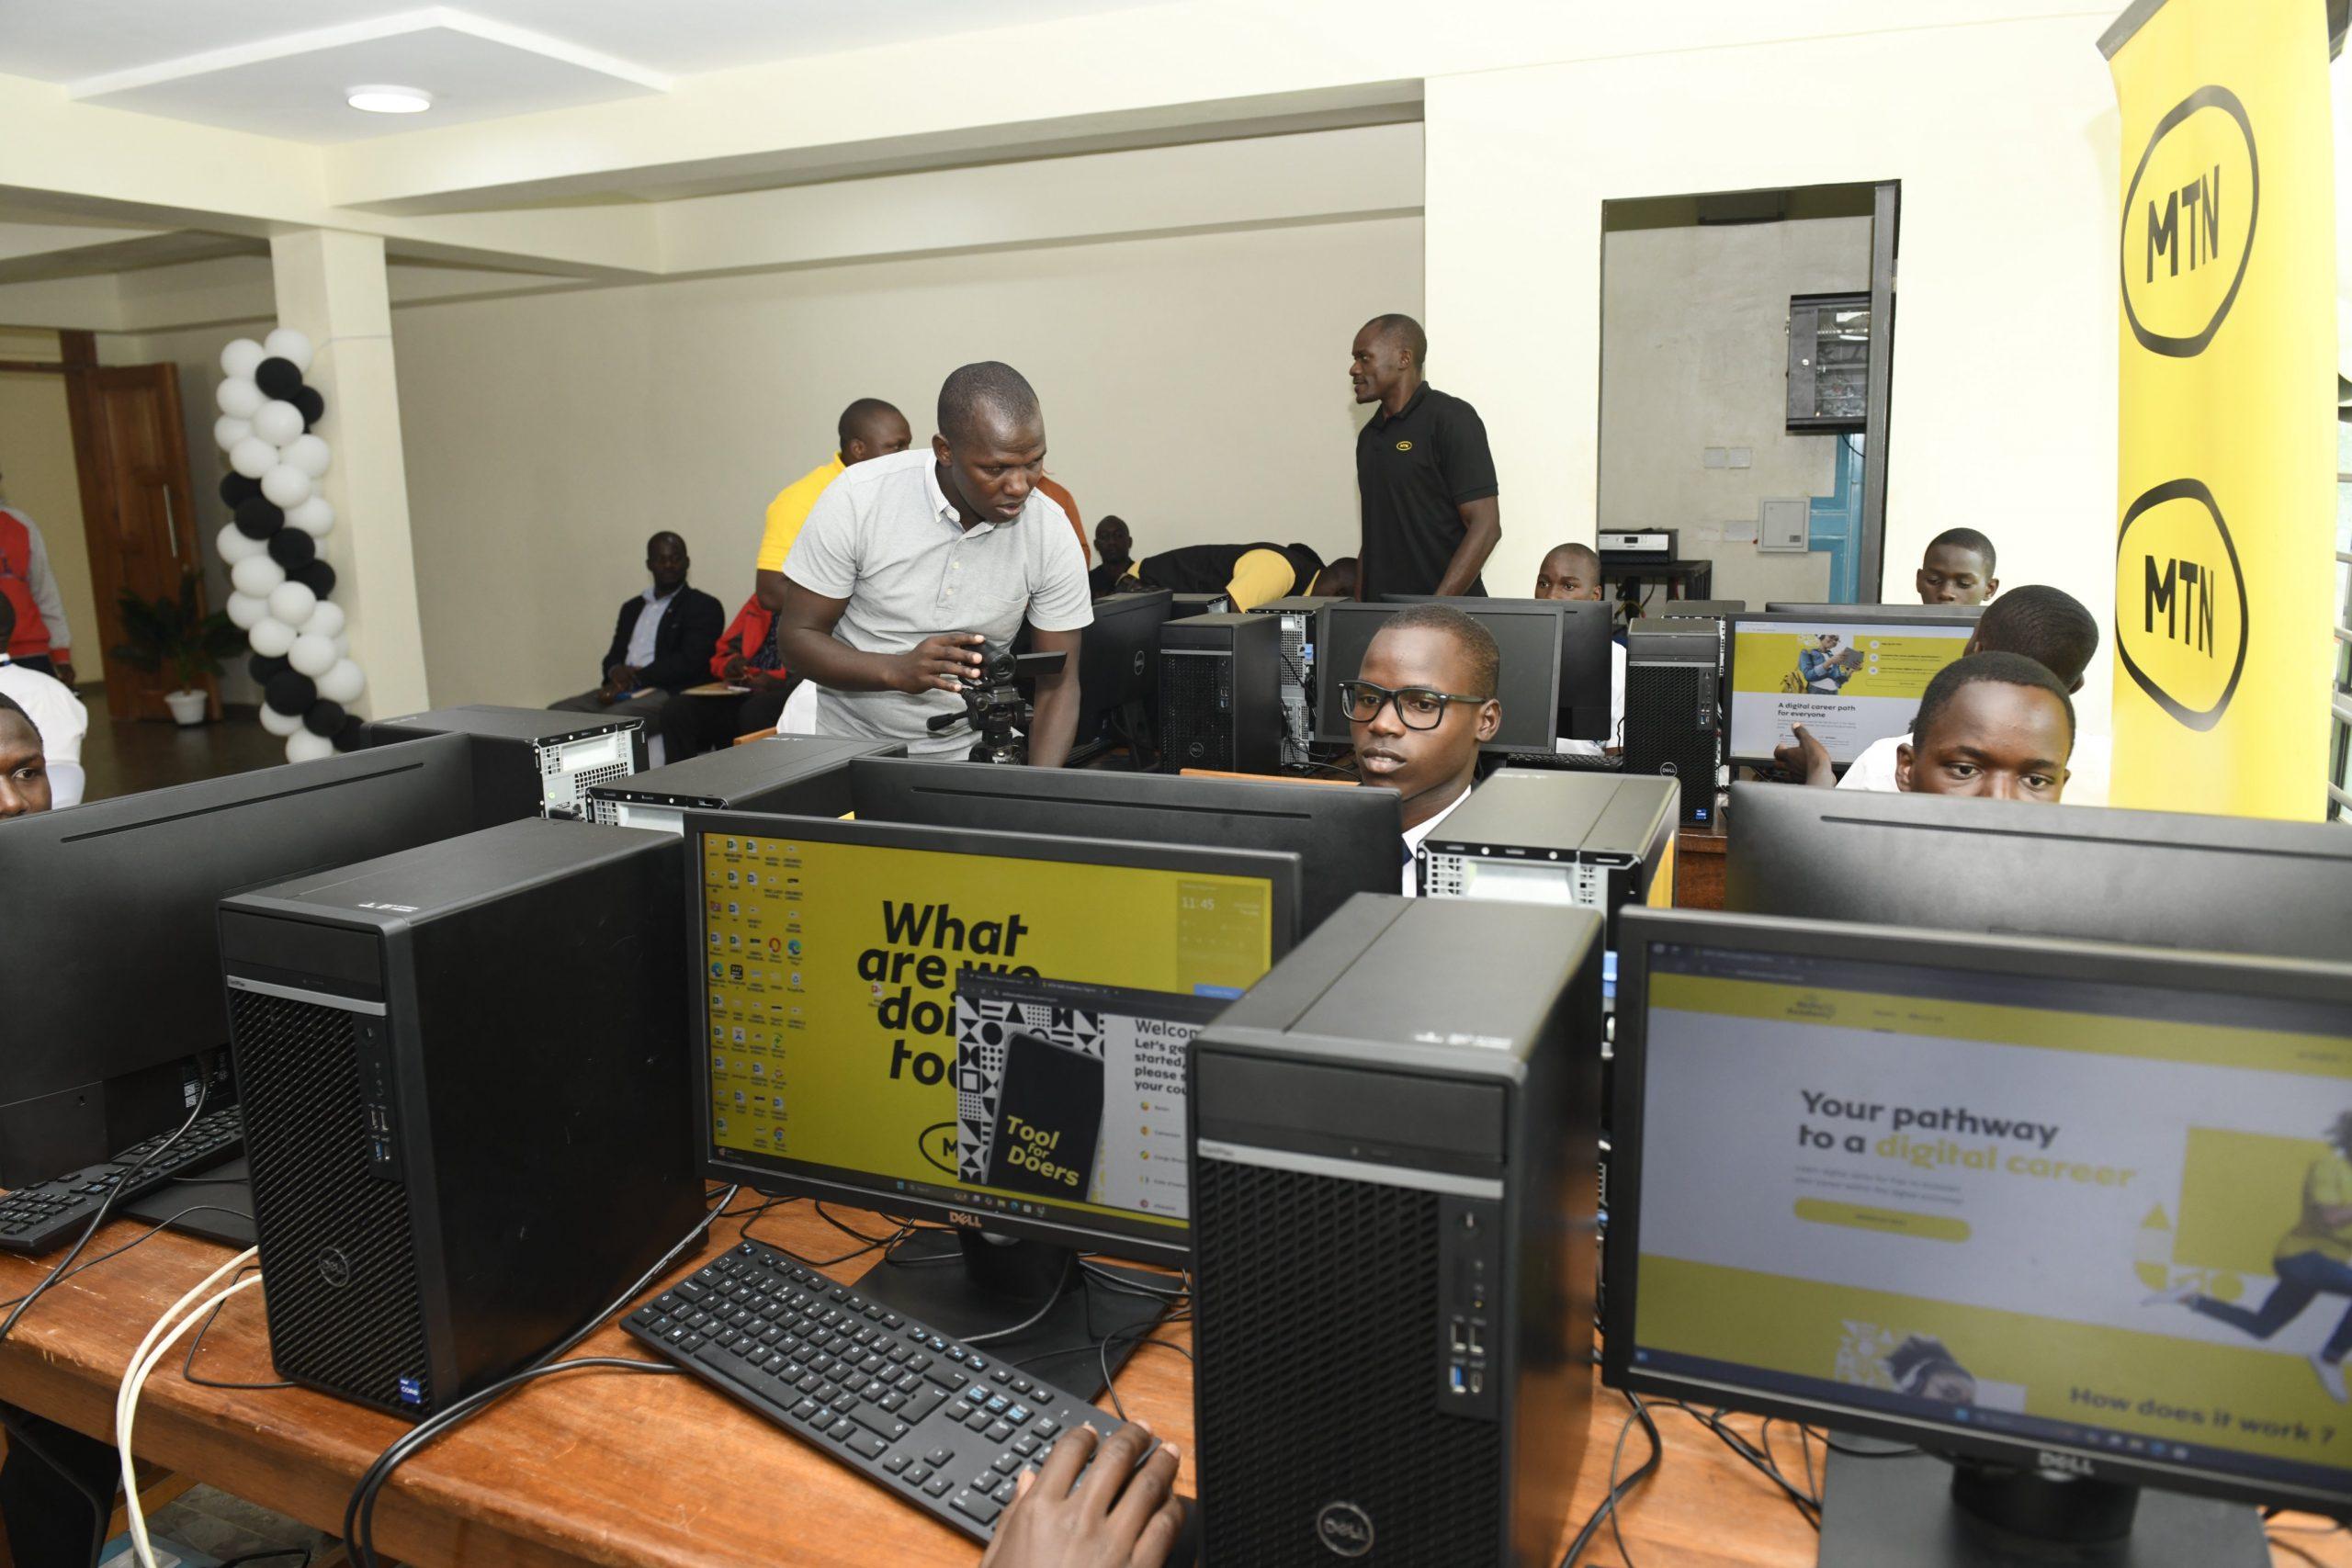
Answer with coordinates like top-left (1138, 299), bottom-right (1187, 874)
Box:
top-left (693, 816), bottom-right (1295, 1258)
top-left (1726, 615), bottom-right (1974, 764)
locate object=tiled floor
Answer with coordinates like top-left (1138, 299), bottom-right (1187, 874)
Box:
top-left (138, 1483), bottom-right (334, 1565)
top-left (75, 688), bottom-right (288, 806)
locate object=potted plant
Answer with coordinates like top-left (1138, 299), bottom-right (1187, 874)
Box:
top-left (109, 574), bottom-right (246, 726)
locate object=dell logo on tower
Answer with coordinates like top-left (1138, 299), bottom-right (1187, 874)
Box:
top-left (2115, 477), bottom-right (2248, 731)
top-left (1315, 1501), bottom-right (1374, 1558)
top-left (2039, 1450), bottom-right (2096, 1477)
top-left (1132, 649), bottom-right (1147, 676)
top-left (318, 1247), bottom-right (353, 1289)
top-left (2120, 85), bottom-right (2257, 357)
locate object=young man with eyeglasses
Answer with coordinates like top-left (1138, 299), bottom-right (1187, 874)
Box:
top-left (1341, 604), bottom-right (1502, 894)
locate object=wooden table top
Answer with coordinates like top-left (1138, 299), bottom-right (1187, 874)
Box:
top-left (0, 1197), bottom-right (2338, 1567)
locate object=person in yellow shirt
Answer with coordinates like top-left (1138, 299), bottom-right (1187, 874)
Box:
top-left (2156, 1111), bottom-right (2352, 1403)
top-left (753, 398), bottom-right (913, 612)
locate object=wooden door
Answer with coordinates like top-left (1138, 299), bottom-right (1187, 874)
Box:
top-left (63, 349), bottom-right (208, 720)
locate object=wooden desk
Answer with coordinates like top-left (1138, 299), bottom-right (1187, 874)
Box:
top-left (0, 1202), bottom-right (2337, 1567)
top-left (1674, 826), bottom-right (1728, 909)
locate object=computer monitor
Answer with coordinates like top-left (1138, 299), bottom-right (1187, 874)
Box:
top-left (846, 756), bottom-right (1400, 934)
top-left (1767, 601), bottom-right (1984, 621)
top-left (1380, 595), bottom-right (1615, 742)
top-left (1724, 611), bottom-right (1975, 767)
top-left (0, 734), bottom-right (484, 1186)
top-left (1608, 907), bottom-right (2352, 1556)
top-left (1645, 598), bottom-right (1745, 618)
top-left (1073, 588), bottom-right (1170, 749)
top-left (686, 810), bottom-right (1300, 1381)
top-left (1724, 782), bottom-right (2352, 961)
top-left (1314, 601), bottom-right (1565, 752)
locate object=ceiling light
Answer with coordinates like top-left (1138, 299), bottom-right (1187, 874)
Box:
top-left (346, 85), bottom-right (433, 115)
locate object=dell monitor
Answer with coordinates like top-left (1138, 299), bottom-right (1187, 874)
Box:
top-left (1072, 588), bottom-right (1170, 761)
top-left (687, 810), bottom-right (1299, 1386)
top-left (1608, 907), bottom-right (2352, 1561)
top-left (1315, 601), bottom-right (1566, 753)
top-left (1380, 595), bottom-right (1614, 742)
top-left (0, 735), bottom-right (485, 1185)
top-left (1724, 610), bottom-right (1975, 767)
top-left (846, 756), bottom-right (1401, 934)
top-left (1725, 782), bottom-right (2352, 961)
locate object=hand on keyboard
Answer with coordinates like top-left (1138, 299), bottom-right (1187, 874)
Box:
top-left (980, 1420), bottom-right (1186, 1568)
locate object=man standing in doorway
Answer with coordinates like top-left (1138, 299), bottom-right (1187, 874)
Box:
top-left (1351, 313), bottom-right (1499, 600)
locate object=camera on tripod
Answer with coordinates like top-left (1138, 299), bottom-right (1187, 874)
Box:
top-left (925, 649), bottom-right (1069, 764)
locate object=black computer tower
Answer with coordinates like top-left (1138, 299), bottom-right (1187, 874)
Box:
top-left (1170, 591), bottom-right (1231, 619)
top-left (586, 735), bottom-right (906, 831)
top-left (1157, 612), bottom-right (1281, 775)
top-left (366, 704), bottom-right (647, 823)
top-left (1189, 896), bottom-right (1600, 1566)
top-left (1623, 620), bottom-right (1723, 829)
top-left (1248, 595), bottom-right (1343, 767)
top-left (217, 818), bottom-right (704, 1419)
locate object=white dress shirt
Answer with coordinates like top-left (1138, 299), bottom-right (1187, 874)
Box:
top-left (1555, 639), bottom-right (1627, 759)
top-left (1399, 780), bottom-right (1474, 897)
top-left (1837, 732), bottom-right (1906, 792)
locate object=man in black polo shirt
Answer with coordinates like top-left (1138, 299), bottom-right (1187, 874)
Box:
top-left (1351, 312), bottom-right (1499, 599)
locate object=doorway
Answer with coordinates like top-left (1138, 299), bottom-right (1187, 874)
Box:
top-left (1596, 182), bottom-right (1899, 613)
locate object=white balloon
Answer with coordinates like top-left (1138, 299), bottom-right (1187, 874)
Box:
top-left (259, 703), bottom-right (305, 737)
top-left (260, 465), bottom-right (312, 509)
top-left (230, 554), bottom-right (285, 597)
top-left (216, 377), bottom-right (264, 420)
top-left (220, 338), bottom-right (266, 380)
top-left (229, 436), bottom-right (277, 479)
top-left (331, 632), bottom-right (350, 660)
top-left (280, 433), bottom-right (331, 479)
top-left (263, 327), bottom-right (313, 373)
top-left (300, 599), bottom-right (345, 639)
top-left (223, 591), bottom-right (268, 630)
top-left (247, 616), bottom-right (297, 658)
top-left (266, 581), bottom-right (317, 626)
top-left (288, 496), bottom-right (334, 537)
top-left (253, 400), bottom-right (303, 447)
top-left (288, 633), bottom-right (337, 679)
top-left (317, 658), bottom-right (366, 705)
top-left (213, 415), bottom-right (253, 452)
top-left (285, 730), bottom-right (335, 763)
top-left (216, 523), bottom-right (265, 565)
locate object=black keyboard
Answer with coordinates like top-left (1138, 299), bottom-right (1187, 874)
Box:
top-left (0, 1108), bottom-right (244, 1255)
top-left (627, 1237), bottom-right (1144, 1541)
top-left (1500, 749), bottom-right (1624, 773)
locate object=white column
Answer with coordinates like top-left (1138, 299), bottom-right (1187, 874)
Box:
top-left (268, 230), bottom-right (429, 716)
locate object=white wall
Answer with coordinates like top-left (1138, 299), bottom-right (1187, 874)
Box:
top-left (1426, 13), bottom-right (2123, 750)
top-left (392, 213), bottom-right (1419, 707)
top-left (1600, 216), bottom-right (1872, 609)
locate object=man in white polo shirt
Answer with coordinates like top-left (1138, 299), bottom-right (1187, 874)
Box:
top-left (773, 363), bottom-right (1091, 765)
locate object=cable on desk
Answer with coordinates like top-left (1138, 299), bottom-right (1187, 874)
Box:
top-left (963, 1252), bottom-right (1078, 1347)
top-left (1557, 1390), bottom-right (1661, 1567)
top-left (344, 1185), bottom-right (736, 1568)
top-left (119, 1253), bottom-right (266, 1566)
top-left (181, 1263), bottom-right (293, 1391)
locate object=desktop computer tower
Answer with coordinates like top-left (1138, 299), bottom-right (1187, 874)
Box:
top-left (1419, 771), bottom-right (1679, 943)
top-left (1169, 591), bottom-right (1230, 619)
top-left (1189, 895), bottom-right (1601, 1567)
top-left (1622, 620), bottom-right (1723, 829)
top-left (585, 736), bottom-right (905, 831)
top-left (366, 704), bottom-right (646, 822)
top-left (216, 818), bottom-right (705, 1419)
top-left (1248, 595), bottom-right (1342, 767)
top-left (1157, 612), bottom-right (1281, 775)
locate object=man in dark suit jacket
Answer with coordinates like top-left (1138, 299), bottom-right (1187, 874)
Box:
top-left (549, 532), bottom-right (724, 739)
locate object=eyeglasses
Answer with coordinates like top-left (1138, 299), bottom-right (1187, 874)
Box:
top-left (1337, 681), bottom-right (1487, 731)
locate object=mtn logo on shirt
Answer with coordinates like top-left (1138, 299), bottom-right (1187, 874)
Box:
top-left (1393, 439), bottom-right (1413, 452)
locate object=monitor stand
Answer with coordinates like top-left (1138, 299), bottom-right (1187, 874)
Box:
top-left (850, 1229), bottom-right (1170, 1401)
top-left (1816, 1441), bottom-right (2267, 1566)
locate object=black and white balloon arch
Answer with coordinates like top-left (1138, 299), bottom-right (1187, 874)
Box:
top-left (209, 328), bottom-right (368, 762)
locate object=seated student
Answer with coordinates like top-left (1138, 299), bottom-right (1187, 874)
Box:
top-left (0, 694), bottom-right (50, 818)
top-left (1342, 604), bottom-right (1501, 893)
top-left (1894, 651), bottom-right (2073, 803)
top-left (1121, 540), bottom-right (1350, 612)
top-left (550, 532), bottom-right (724, 734)
top-left (1089, 515), bottom-right (1134, 598)
top-left (0, 596), bottom-right (85, 807)
top-left (658, 594), bottom-right (797, 761)
top-left (1532, 541), bottom-right (1624, 755)
top-left (1917, 526), bottom-right (1999, 604)
top-left (1774, 585), bottom-right (2098, 790)
top-left (979, 1420), bottom-right (1185, 1568)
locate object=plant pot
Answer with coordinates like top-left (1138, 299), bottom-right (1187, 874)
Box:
top-left (164, 689), bottom-right (209, 726)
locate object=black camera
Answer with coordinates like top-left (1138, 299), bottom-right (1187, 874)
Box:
top-left (926, 649), bottom-right (1068, 764)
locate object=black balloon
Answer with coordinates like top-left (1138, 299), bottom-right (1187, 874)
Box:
top-left (264, 670), bottom-right (317, 716)
top-left (232, 495), bottom-right (285, 539)
top-left (332, 714), bottom-right (368, 752)
top-left (248, 652), bottom-right (290, 686)
top-left (291, 559), bottom-right (336, 599)
top-left (303, 698), bottom-right (345, 737)
top-left (266, 528), bottom-right (315, 569)
top-left (220, 472), bottom-right (260, 507)
top-left (292, 386), bottom-right (326, 429)
top-left (254, 356), bottom-right (303, 400)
